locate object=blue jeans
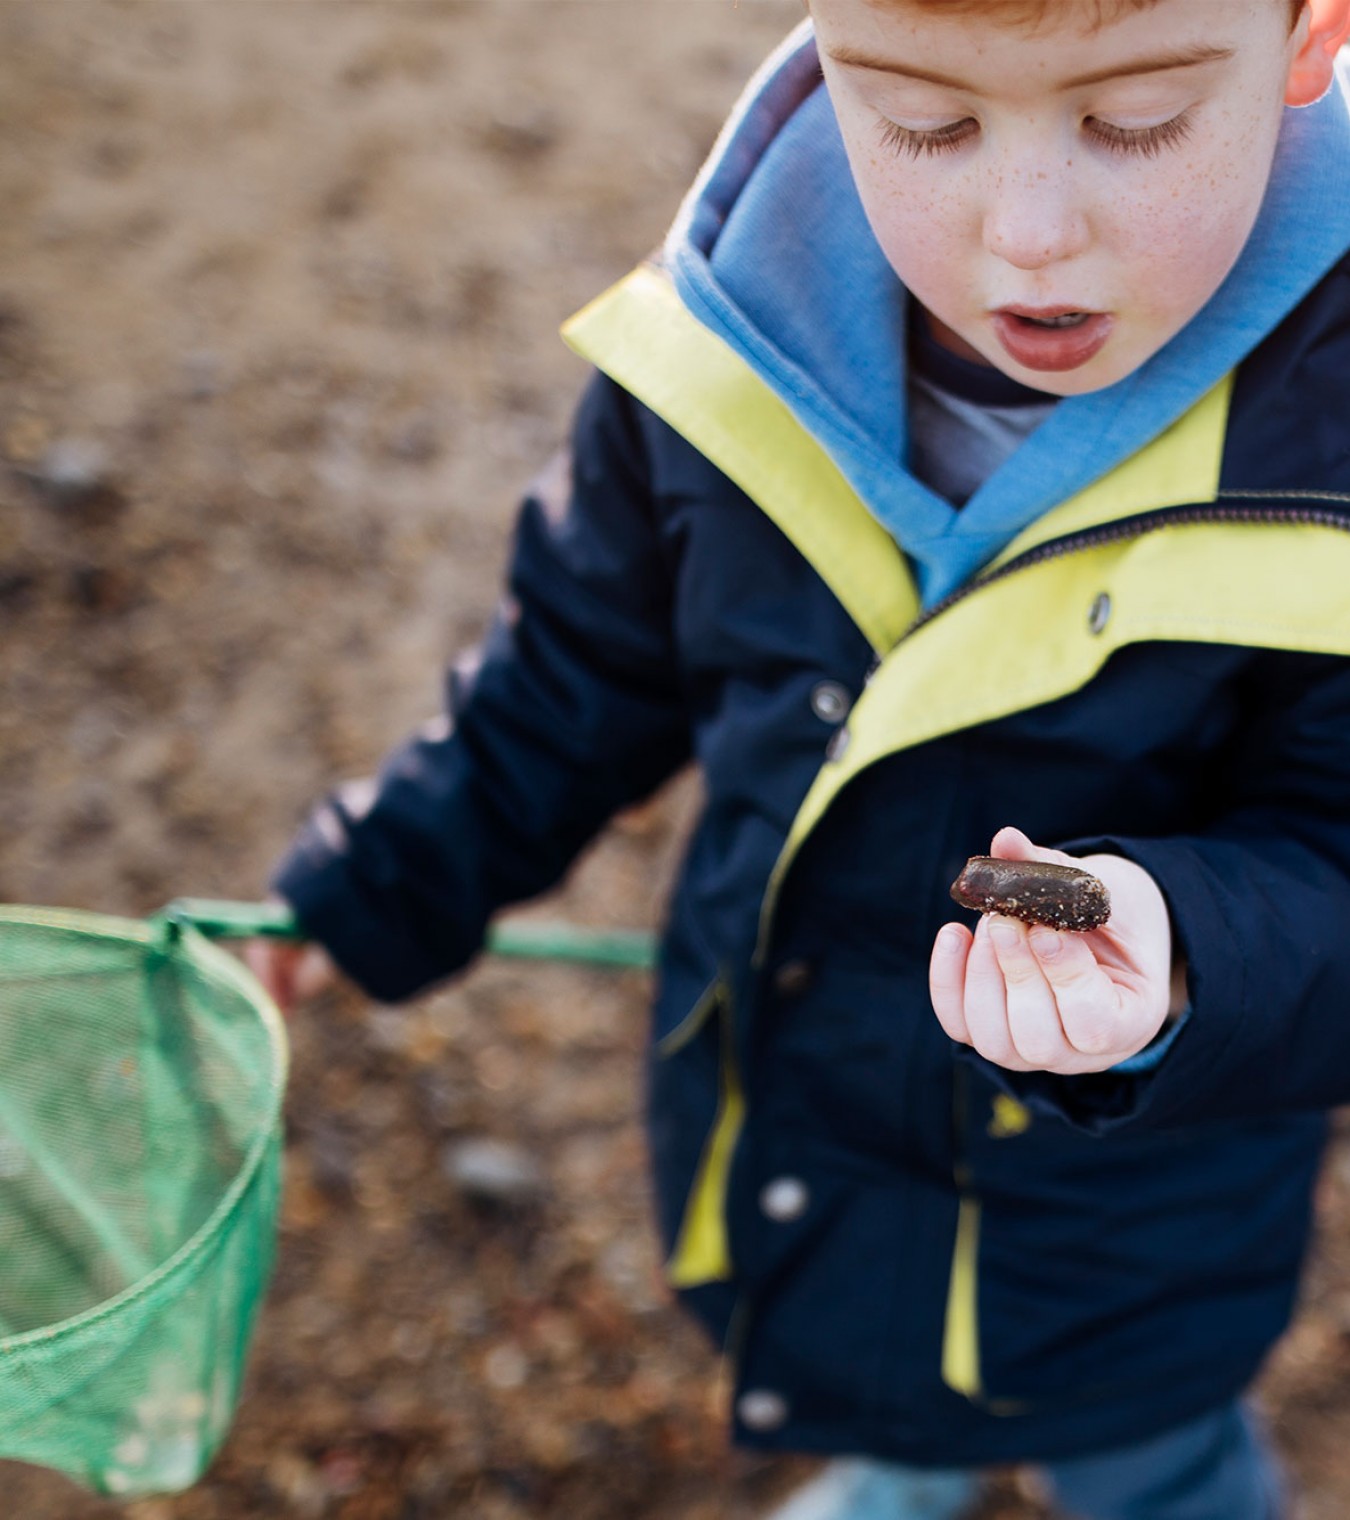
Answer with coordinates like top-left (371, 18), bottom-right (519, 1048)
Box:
top-left (1043, 1401), bottom-right (1283, 1520)
top-left (768, 1402), bottom-right (1283, 1520)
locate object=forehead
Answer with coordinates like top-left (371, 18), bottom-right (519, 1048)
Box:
top-left (862, 0), bottom-right (1159, 29)
top-left (863, 0), bottom-right (1294, 31)
top-left (828, 0), bottom-right (1278, 88)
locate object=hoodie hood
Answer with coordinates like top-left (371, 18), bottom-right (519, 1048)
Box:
top-left (664, 20), bottom-right (1350, 606)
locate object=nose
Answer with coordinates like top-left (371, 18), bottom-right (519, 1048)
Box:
top-left (982, 158), bottom-right (1090, 271)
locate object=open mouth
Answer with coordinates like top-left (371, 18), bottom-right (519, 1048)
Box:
top-left (1016, 311), bottom-right (1092, 330)
top-left (991, 307), bottom-right (1114, 372)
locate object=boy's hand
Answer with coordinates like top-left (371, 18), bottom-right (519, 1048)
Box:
top-left (929, 826), bottom-right (1177, 1075)
top-left (241, 935), bottom-right (337, 1018)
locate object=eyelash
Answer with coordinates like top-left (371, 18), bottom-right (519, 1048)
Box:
top-left (1088, 112), bottom-right (1194, 158)
top-left (878, 118), bottom-right (977, 157)
top-left (877, 110), bottom-right (1194, 160)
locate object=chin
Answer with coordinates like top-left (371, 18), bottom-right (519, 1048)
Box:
top-left (1012, 366), bottom-right (1120, 398)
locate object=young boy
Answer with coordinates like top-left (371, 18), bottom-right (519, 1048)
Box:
top-left (250, 1), bottom-right (1350, 1514)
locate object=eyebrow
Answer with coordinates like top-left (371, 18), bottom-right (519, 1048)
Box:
top-left (823, 42), bottom-right (1235, 91)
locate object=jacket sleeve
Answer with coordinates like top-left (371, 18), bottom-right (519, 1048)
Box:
top-left (271, 372), bottom-right (692, 1001)
top-left (964, 647), bottom-right (1350, 1133)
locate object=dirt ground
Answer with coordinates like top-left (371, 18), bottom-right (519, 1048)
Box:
top-left (5, 4), bottom-right (1350, 1517)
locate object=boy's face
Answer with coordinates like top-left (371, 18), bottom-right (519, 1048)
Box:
top-left (814, 0), bottom-right (1310, 394)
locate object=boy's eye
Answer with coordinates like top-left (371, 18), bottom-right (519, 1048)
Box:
top-left (875, 110), bottom-right (1195, 162)
top-left (1085, 110), bottom-right (1194, 158)
top-left (877, 118), bottom-right (978, 159)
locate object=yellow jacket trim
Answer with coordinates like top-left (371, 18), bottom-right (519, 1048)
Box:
top-left (665, 1001), bottom-right (745, 1288)
top-left (562, 265), bottom-right (919, 655)
top-left (942, 1197), bottom-right (982, 1397)
top-left (655, 974), bottom-right (725, 1061)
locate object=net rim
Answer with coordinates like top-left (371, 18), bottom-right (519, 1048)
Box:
top-left (0, 904), bottom-right (289, 1355)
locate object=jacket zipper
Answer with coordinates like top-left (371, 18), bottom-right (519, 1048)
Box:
top-left (922, 494), bottom-right (1350, 1410)
top-left (905, 494), bottom-right (1350, 643)
top-left (752, 495), bottom-right (1350, 1409)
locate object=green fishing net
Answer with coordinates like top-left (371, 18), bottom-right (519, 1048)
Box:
top-left (0, 904), bottom-right (288, 1497)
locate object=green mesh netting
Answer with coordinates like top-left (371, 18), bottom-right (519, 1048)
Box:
top-left (0, 905), bottom-right (288, 1497)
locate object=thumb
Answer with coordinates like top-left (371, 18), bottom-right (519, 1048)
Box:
top-left (989, 824), bottom-right (1079, 870)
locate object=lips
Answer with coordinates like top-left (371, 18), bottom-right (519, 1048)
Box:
top-left (991, 306), bottom-right (1114, 372)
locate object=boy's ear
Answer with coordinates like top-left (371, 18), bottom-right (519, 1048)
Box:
top-left (1286, 0), bottom-right (1350, 107)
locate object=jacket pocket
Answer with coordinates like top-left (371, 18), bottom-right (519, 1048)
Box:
top-left (766, 965), bottom-right (947, 1165)
top-left (656, 974), bottom-right (723, 1059)
top-left (946, 1084), bottom-right (1325, 1410)
top-left (651, 975), bottom-right (744, 1289)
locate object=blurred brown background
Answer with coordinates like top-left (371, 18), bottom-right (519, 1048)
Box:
top-left (3, 4), bottom-right (1350, 1516)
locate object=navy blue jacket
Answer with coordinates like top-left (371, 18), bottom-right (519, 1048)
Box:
top-left (276, 253), bottom-right (1350, 1467)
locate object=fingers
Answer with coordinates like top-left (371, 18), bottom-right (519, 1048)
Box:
top-left (931, 917), bottom-right (1036, 1072)
top-left (931, 910), bottom-right (1133, 1072)
top-left (241, 940), bottom-right (295, 1014)
top-left (1022, 925), bottom-right (1126, 1058)
top-left (929, 922), bottom-right (973, 1045)
top-left (964, 918), bottom-right (1033, 1071)
top-left (986, 916), bottom-right (1129, 1066)
top-left (241, 939), bottom-right (336, 1017)
top-left (986, 917), bottom-right (1070, 1068)
top-left (293, 943), bottom-right (337, 1003)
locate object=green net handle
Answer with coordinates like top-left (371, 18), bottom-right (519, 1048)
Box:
top-left (159, 899), bottom-right (657, 972)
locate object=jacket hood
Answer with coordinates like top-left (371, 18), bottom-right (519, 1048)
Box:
top-left (664, 20), bottom-right (1350, 605)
